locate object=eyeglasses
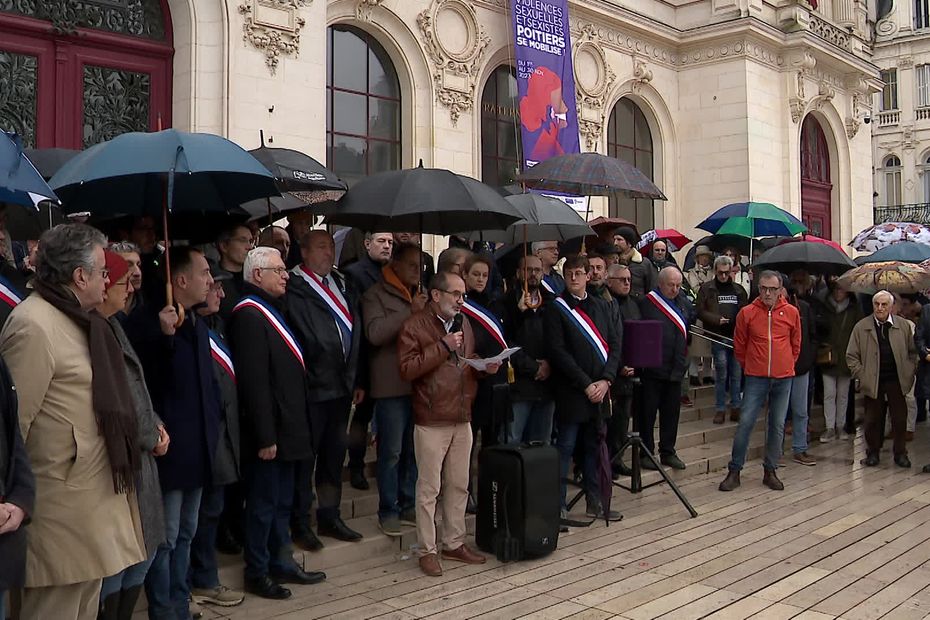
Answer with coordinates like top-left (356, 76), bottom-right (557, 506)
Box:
top-left (715, 270), bottom-right (731, 276)
top-left (608, 277), bottom-right (631, 283)
top-left (439, 289), bottom-right (465, 301)
top-left (111, 280), bottom-right (132, 288)
top-left (759, 285), bottom-right (781, 294)
top-left (259, 267), bottom-right (288, 275)
top-left (86, 266), bottom-right (110, 279)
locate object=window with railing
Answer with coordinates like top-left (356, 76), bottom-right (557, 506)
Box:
top-left (881, 69), bottom-right (898, 111)
top-left (917, 0), bottom-right (930, 30)
top-left (919, 65), bottom-right (930, 108)
top-left (922, 154), bottom-right (930, 202)
top-left (882, 155), bottom-right (903, 206)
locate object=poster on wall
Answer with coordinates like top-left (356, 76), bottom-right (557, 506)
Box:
top-left (511, 0), bottom-right (585, 211)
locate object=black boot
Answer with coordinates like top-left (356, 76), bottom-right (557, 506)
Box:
top-left (117, 585), bottom-right (143, 620)
top-left (97, 591), bottom-right (120, 620)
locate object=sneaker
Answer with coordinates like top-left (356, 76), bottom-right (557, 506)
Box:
top-left (819, 429), bottom-right (835, 443)
top-left (840, 430), bottom-right (854, 440)
top-left (379, 516), bottom-right (403, 537)
top-left (680, 396), bottom-right (694, 408)
top-left (793, 452), bottom-right (816, 466)
top-left (585, 502), bottom-right (623, 522)
top-left (192, 585), bottom-right (245, 607)
top-left (399, 508), bottom-right (417, 526)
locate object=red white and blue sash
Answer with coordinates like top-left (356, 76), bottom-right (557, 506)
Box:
top-left (293, 266), bottom-right (353, 338)
top-left (541, 273), bottom-right (563, 295)
top-left (461, 299), bottom-right (506, 349)
top-left (646, 290), bottom-right (688, 338)
top-left (233, 295), bottom-right (305, 369)
top-left (0, 275), bottom-right (23, 309)
top-left (208, 329), bottom-right (235, 383)
top-left (541, 277), bottom-right (556, 294)
top-left (553, 296), bottom-right (608, 364)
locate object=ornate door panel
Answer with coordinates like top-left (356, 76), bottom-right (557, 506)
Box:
top-left (0, 1), bottom-right (172, 149)
top-left (800, 115), bottom-right (833, 239)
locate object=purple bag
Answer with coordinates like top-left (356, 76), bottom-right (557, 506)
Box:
top-left (622, 320), bottom-right (663, 368)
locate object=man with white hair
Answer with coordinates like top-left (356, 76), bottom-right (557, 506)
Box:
top-left (847, 290), bottom-right (918, 468)
top-left (532, 240), bottom-right (564, 295)
top-left (229, 247), bottom-right (324, 600)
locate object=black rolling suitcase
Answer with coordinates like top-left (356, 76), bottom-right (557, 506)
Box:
top-left (475, 441), bottom-right (561, 562)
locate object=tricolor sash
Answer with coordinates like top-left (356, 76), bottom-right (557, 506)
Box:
top-left (553, 296), bottom-right (608, 364)
top-left (208, 329), bottom-right (235, 383)
top-left (646, 290), bottom-right (688, 338)
top-left (233, 295), bottom-right (305, 369)
top-left (0, 275), bottom-right (23, 309)
top-left (541, 273), bottom-right (563, 295)
top-left (294, 266), bottom-right (353, 346)
top-left (461, 299), bottom-right (506, 349)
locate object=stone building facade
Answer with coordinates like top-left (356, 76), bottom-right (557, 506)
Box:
top-left (0, 0), bottom-right (881, 250)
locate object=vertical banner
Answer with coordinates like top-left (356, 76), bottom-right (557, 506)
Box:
top-left (511, 0), bottom-right (585, 210)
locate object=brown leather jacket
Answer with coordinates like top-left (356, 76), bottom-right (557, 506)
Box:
top-left (397, 305), bottom-right (478, 426)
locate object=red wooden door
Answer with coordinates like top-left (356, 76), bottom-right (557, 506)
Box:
top-left (0, 1), bottom-right (173, 149)
top-left (800, 116), bottom-right (833, 239)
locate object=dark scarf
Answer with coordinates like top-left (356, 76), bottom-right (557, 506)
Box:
top-left (34, 280), bottom-right (140, 494)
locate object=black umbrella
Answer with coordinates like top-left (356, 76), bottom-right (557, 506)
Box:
top-left (516, 152), bottom-right (667, 199)
top-left (4, 201), bottom-right (67, 241)
top-left (320, 164), bottom-right (522, 234)
top-left (24, 148), bottom-right (80, 181)
top-left (753, 241), bottom-right (855, 276)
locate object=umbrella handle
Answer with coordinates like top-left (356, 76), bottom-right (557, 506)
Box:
top-left (165, 282), bottom-right (185, 328)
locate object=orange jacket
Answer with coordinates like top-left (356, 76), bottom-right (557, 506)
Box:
top-left (733, 297), bottom-right (801, 379)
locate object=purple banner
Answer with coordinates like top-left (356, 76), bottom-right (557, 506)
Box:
top-left (512, 0), bottom-right (580, 171)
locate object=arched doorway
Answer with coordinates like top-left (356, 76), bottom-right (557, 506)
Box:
top-left (479, 65), bottom-right (521, 188)
top-left (325, 25), bottom-right (402, 188)
top-left (607, 98), bottom-right (655, 229)
top-left (800, 115), bottom-right (833, 238)
top-left (0, 1), bottom-right (173, 149)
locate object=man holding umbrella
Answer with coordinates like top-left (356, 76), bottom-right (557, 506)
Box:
top-left (613, 227), bottom-right (656, 299)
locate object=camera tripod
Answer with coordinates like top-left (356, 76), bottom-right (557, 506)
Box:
top-left (612, 432), bottom-right (697, 518)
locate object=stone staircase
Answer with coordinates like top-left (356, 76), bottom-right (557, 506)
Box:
top-left (213, 384), bottom-right (776, 584)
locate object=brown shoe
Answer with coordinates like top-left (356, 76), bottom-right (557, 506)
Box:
top-left (419, 553), bottom-right (442, 576)
top-left (713, 411), bottom-right (725, 424)
top-left (906, 431), bottom-right (915, 442)
top-left (441, 544), bottom-right (487, 565)
top-left (762, 469), bottom-right (784, 491)
top-left (718, 469), bottom-right (740, 491)
top-left (729, 408), bottom-right (740, 422)
top-left (792, 452), bottom-right (816, 466)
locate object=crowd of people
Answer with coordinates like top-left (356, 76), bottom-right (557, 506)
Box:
top-left (0, 218), bottom-right (927, 620)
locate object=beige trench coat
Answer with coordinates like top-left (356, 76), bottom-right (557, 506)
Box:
top-left (0, 293), bottom-right (145, 587)
top-left (846, 315), bottom-right (918, 400)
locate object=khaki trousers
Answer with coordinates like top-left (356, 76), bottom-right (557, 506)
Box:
top-left (414, 423), bottom-right (472, 555)
top-left (20, 579), bottom-right (102, 620)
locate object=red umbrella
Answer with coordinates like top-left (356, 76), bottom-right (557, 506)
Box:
top-left (637, 228), bottom-right (691, 253)
top-left (778, 233), bottom-right (844, 254)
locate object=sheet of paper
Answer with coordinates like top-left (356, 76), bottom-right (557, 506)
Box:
top-left (462, 347), bottom-right (521, 371)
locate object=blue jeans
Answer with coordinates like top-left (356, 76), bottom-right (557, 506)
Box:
top-left (728, 376), bottom-right (791, 472)
top-left (508, 399), bottom-right (555, 444)
top-left (788, 372), bottom-right (810, 454)
top-left (101, 552), bottom-right (157, 598)
top-left (556, 420), bottom-right (600, 509)
top-left (145, 487), bottom-right (203, 620)
top-left (189, 484), bottom-right (225, 589)
top-left (374, 397), bottom-right (417, 521)
top-left (712, 342), bottom-right (742, 412)
top-left (244, 459), bottom-right (298, 581)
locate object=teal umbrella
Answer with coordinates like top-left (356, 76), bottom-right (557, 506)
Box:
top-left (696, 202), bottom-right (807, 238)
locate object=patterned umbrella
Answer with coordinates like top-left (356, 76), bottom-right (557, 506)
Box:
top-left (696, 202), bottom-right (807, 238)
top-left (637, 228), bottom-right (691, 253)
top-left (850, 222), bottom-right (930, 252)
top-left (516, 152), bottom-right (667, 199)
top-left (836, 261), bottom-right (930, 294)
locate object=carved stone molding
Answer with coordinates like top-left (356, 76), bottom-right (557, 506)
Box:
top-left (808, 14), bottom-right (851, 51)
top-left (845, 117), bottom-right (860, 139)
top-left (357, 0), bottom-right (385, 21)
top-left (416, 0), bottom-right (490, 125)
top-left (898, 56), bottom-right (915, 69)
top-left (238, 0), bottom-right (310, 76)
top-left (789, 98), bottom-right (805, 124)
top-left (572, 24), bottom-right (616, 151)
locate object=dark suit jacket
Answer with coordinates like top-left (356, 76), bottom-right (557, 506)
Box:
top-left (287, 268), bottom-right (364, 403)
top-left (0, 355), bottom-right (34, 590)
top-left (545, 291), bottom-right (622, 424)
top-left (638, 291), bottom-right (691, 382)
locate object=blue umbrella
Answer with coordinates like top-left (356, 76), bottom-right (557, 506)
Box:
top-left (859, 242), bottom-right (930, 264)
top-left (0, 132), bottom-right (58, 208)
top-left (49, 128), bottom-right (278, 218)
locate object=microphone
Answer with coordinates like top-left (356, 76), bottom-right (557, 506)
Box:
top-left (451, 313), bottom-right (463, 334)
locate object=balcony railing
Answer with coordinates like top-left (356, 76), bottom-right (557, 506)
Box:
top-left (919, 107), bottom-right (930, 121)
top-left (874, 204), bottom-right (930, 224)
top-left (877, 110), bottom-right (901, 127)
